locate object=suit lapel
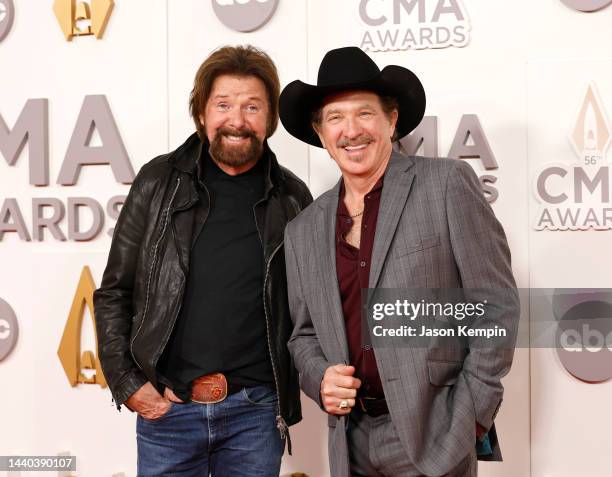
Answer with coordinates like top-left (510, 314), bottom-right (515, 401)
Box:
top-left (315, 181), bottom-right (350, 362)
top-left (369, 153), bottom-right (416, 291)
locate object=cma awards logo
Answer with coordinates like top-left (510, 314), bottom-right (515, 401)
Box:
top-left (395, 114), bottom-right (500, 203)
top-left (533, 83), bottom-right (612, 230)
top-left (53, 0), bottom-right (114, 41)
top-left (554, 289), bottom-right (612, 383)
top-left (0, 95), bottom-right (134, 242)
top-left (560, 0), bottom-right (612, 11)
top-left (212, 0), bottom-right (279, 33)
top-left (0, 297), bottom-right (19, 361)
top-left (358, 0), bottom-right (471, 52)
top-left (0, 0), bottom-right (14, 42)
top-left (57, 266), bottom-right (107, 388)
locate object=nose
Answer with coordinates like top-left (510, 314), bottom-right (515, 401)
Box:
top-left (228, 107), bottom-right (246, 130)
top-left (344, 116), bottom-right (363, 139)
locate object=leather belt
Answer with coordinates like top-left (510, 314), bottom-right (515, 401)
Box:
top-left (190, 373), bottom-right (241, 404)
top-left (357, 397), bottom-right (389, 417)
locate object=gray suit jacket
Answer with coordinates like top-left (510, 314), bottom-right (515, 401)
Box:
top-left (284, 153), bottom-right (520, 476)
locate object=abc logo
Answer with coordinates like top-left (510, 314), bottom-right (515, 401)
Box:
top-left (560, 0), bottom-right (612, 11)
top-left (554, 290), bottom-right (612, 383)
top-left (0, 298), bottom-right (18, 361)
top-left (0, 0), bottom-right (15, 42)
top-left (212, 0), bottom-right (279, 33)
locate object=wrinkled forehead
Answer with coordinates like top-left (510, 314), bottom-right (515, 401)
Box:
top-left (319, 89), bottom-right (383, 112)
top-left (209, 74), bottom-right (268, 101)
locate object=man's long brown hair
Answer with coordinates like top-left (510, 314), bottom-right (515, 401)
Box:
top-left (189, 45), bottom-right (280, 141)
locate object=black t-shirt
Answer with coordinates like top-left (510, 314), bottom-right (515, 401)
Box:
top-left (158, 149), bottom-right (273, 400)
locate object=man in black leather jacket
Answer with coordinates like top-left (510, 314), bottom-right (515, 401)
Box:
top-left (93, 45), bottom-right (312, 476)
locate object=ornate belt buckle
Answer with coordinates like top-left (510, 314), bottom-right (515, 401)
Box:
top-left (191, 372), bottom-right (228, 404)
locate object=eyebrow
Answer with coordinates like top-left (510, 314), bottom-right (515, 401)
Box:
top-left (324, 108), bottom-right (341, 117)
top-left (211, 94), bottom-right (265, 102)
top-left (324, 104), bottom-right (376, 117)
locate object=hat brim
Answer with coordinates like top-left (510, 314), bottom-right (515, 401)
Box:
top-left (279, 64), bottom-right (426, 148)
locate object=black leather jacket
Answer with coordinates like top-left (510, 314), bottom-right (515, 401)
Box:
top-left (93, 133), bottom-right (312, 436)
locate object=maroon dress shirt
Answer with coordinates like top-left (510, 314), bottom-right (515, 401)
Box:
top-left (335, 176), bottom-right (385, 398)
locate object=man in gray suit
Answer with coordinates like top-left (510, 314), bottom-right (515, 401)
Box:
top-left (278, 47), bottom-right (519, 476)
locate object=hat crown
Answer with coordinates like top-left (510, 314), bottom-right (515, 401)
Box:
top-left (317, 47), bottom-right (381, 87)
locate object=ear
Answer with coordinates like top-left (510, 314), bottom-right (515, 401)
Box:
top-left (389, 109), bottom-right (399, 138)
top-left (199, 114), bottom-right (205, 127)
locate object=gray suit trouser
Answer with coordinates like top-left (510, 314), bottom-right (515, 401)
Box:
top-left (348, 410), bottom-right (477, 477)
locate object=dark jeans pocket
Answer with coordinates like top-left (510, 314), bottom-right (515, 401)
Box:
top-left (241, 385), bottom-right (278, 407)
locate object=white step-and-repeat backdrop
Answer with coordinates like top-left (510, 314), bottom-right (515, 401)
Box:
top-left (1, 1), bottom-right (611, 475)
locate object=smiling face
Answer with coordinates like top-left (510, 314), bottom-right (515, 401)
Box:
top-left (200, 74), bottom-right (269, 174)
top-left (313, 90), bottom-right (398, 180)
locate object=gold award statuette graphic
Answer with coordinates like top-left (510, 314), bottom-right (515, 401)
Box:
top-left (570, 84), bottom-right (611, 166)
top-left (53, 0), bottom-right (114, 41)
top-left (57, 266), bottom-right (107, 388)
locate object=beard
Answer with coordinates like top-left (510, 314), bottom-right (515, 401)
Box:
top-left (209, 127), bottom-right (263, 168)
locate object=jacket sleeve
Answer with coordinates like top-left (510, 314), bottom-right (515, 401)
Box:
top-left (446, 160), bottom-right (520, 431)
top-left (93, 166), bottom-right (153, 410)
top-left (284, 222), bottom-right (330, 408)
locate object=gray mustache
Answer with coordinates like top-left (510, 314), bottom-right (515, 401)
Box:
top-left (337, 135), bottom-right (373, 148)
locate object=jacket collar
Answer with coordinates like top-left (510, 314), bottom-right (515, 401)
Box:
top-left (316, 150), bottom-right (416, 210)
top-left (168, 132), bottom-right (284, 197)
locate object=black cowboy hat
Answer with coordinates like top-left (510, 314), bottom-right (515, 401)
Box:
top-left (279, 46), bottom-right (426, 148)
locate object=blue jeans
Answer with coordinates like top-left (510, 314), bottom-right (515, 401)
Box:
top-left (136, 385), bottom-right (284, 476)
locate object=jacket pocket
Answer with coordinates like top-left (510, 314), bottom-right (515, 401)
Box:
top-left (395, 234), bottom-right (440, 258)
top-left (242, 386), bottom-right (278, 407)
top-left (139, 401), bottom-right (175, 423)
top-left (427, 359), bottom-right (463, 386)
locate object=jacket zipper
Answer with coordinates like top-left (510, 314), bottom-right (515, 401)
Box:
top-left (264, 242), bottom-right (288, 442)
top-left (130, 177), bottom-right (182, 369)
top-left (254, 198), bottom-right (290, 448)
